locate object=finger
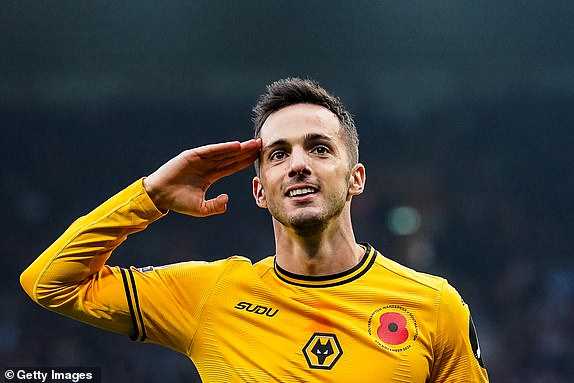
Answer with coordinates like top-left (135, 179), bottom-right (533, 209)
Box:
top-left (213, 144), bottom-right (260, 167)
top-left (197, 141), bottom-right (241, 157)
top-left (204, 143), bottom-right (260, 180)
top-left (213, 152), bottom-right (260, 179)
top-left (240, 138), bottom-right (262, 151)
top-left (199, 142), bottom-right (260, 181)
top-left (197, 139), bottom-right (261, 161)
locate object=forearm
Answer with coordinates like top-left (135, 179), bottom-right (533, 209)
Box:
top-left (20, 178), bottom-right (165, 309)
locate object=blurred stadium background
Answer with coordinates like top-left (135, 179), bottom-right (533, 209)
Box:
top-left (2, 1), bottom-right (573, 381)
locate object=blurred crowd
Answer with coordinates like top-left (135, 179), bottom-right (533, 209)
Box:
top-left (1, 89), bottom-right (573, 382)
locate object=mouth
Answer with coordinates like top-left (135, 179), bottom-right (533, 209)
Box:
top-left (286, 187), bottom-right (318, 198)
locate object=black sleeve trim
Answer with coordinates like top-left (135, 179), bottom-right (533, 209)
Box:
top-left (120, 268), bottom-right (147, 342)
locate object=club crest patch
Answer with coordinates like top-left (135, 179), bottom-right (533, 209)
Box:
top-left (302, 333), bottom-right (343, 370)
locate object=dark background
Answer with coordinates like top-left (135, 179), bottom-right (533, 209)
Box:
top-left (2, 1), bottom-right (573, 382)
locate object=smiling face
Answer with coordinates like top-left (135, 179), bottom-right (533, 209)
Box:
top-left (253, 103), bottom-right (365, 236)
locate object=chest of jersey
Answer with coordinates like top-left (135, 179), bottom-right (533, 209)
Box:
top-left (188, 270), bottom-right (436, 382)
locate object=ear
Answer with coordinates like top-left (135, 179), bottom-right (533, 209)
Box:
top-left (348, 163), bottom-right (366, 197)
top-left (252, 176), bottom-right (267, 208)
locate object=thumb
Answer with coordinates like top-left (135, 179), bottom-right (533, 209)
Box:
top-left (202, 194), bottom-right (229, 216)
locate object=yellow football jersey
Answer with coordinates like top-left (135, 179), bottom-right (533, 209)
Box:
top-left (21, 179), bottom-right (489, 382)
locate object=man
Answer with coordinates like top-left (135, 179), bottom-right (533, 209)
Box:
top-left (21, 78), bottom-right (489, 382)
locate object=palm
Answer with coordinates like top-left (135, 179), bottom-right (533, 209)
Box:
top-left (144, 139), bottom-right (261, 216)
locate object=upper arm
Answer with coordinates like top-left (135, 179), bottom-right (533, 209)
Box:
top-left (429, 282), bottom-right (489, 382)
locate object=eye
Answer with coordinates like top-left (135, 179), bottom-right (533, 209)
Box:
top-left (311, 145), bottom-right (330, 155)
top-left (270, 150), bottom-right (288, 161)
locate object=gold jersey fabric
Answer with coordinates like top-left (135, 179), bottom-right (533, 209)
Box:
top-left (21, 179), bottom-right (489, 382)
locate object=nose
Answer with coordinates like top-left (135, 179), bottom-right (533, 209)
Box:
top-left (288, 148), bottom-right (311, 177)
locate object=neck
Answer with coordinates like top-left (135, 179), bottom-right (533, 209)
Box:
top-left (272, 215), bottom-right (364, 276)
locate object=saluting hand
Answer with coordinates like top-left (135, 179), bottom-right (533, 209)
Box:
top-left (143, 139), bottom-right (261, 216)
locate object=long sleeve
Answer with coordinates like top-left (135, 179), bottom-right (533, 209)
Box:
top-left (20, 178), bottom-right (166, 336)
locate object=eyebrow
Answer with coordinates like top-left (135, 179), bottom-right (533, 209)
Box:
top-left (304, 133), bottom-right (334, 143)
top-left (262, 133), bottom-right (335, 152)
top-left (261, 139), bottom-right (289, 155)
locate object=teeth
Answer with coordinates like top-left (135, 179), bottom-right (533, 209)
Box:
top-left (289, 188), bottom-right (316, 197)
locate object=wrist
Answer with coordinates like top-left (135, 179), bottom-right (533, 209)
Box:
top-left (142, 177), bottom-right (169, 213)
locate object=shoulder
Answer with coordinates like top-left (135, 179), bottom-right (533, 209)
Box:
top-left (371, 247), bottom-right (469, 314)
top-left (372, 248), bottom-right (447, 293)
top-left (135, 255), bottom-right (256, 278)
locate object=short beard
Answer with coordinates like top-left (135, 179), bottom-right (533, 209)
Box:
top-left (288, 215), bottom-right (329, 238)
top-left (271, 193), bottom-right (346, 238)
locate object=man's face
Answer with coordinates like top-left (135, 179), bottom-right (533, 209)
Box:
top-left (253, 103), bottom-right (364, 234)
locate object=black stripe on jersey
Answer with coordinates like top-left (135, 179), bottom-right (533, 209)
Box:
top-left (127, 269), bottom-right (147, 342)
top-left (120, 268), bottom-right (147, 342)
top-left (274, 243), bottom-right (378, 288)
top-left (120, 268), bottom-right (139, 340)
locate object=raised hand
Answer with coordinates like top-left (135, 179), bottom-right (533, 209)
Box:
top-left (143, 139), bottom-right (261, 216)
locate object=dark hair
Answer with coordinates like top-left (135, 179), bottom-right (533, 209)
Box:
top-left (252, 78), bottom-right (359, 169)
